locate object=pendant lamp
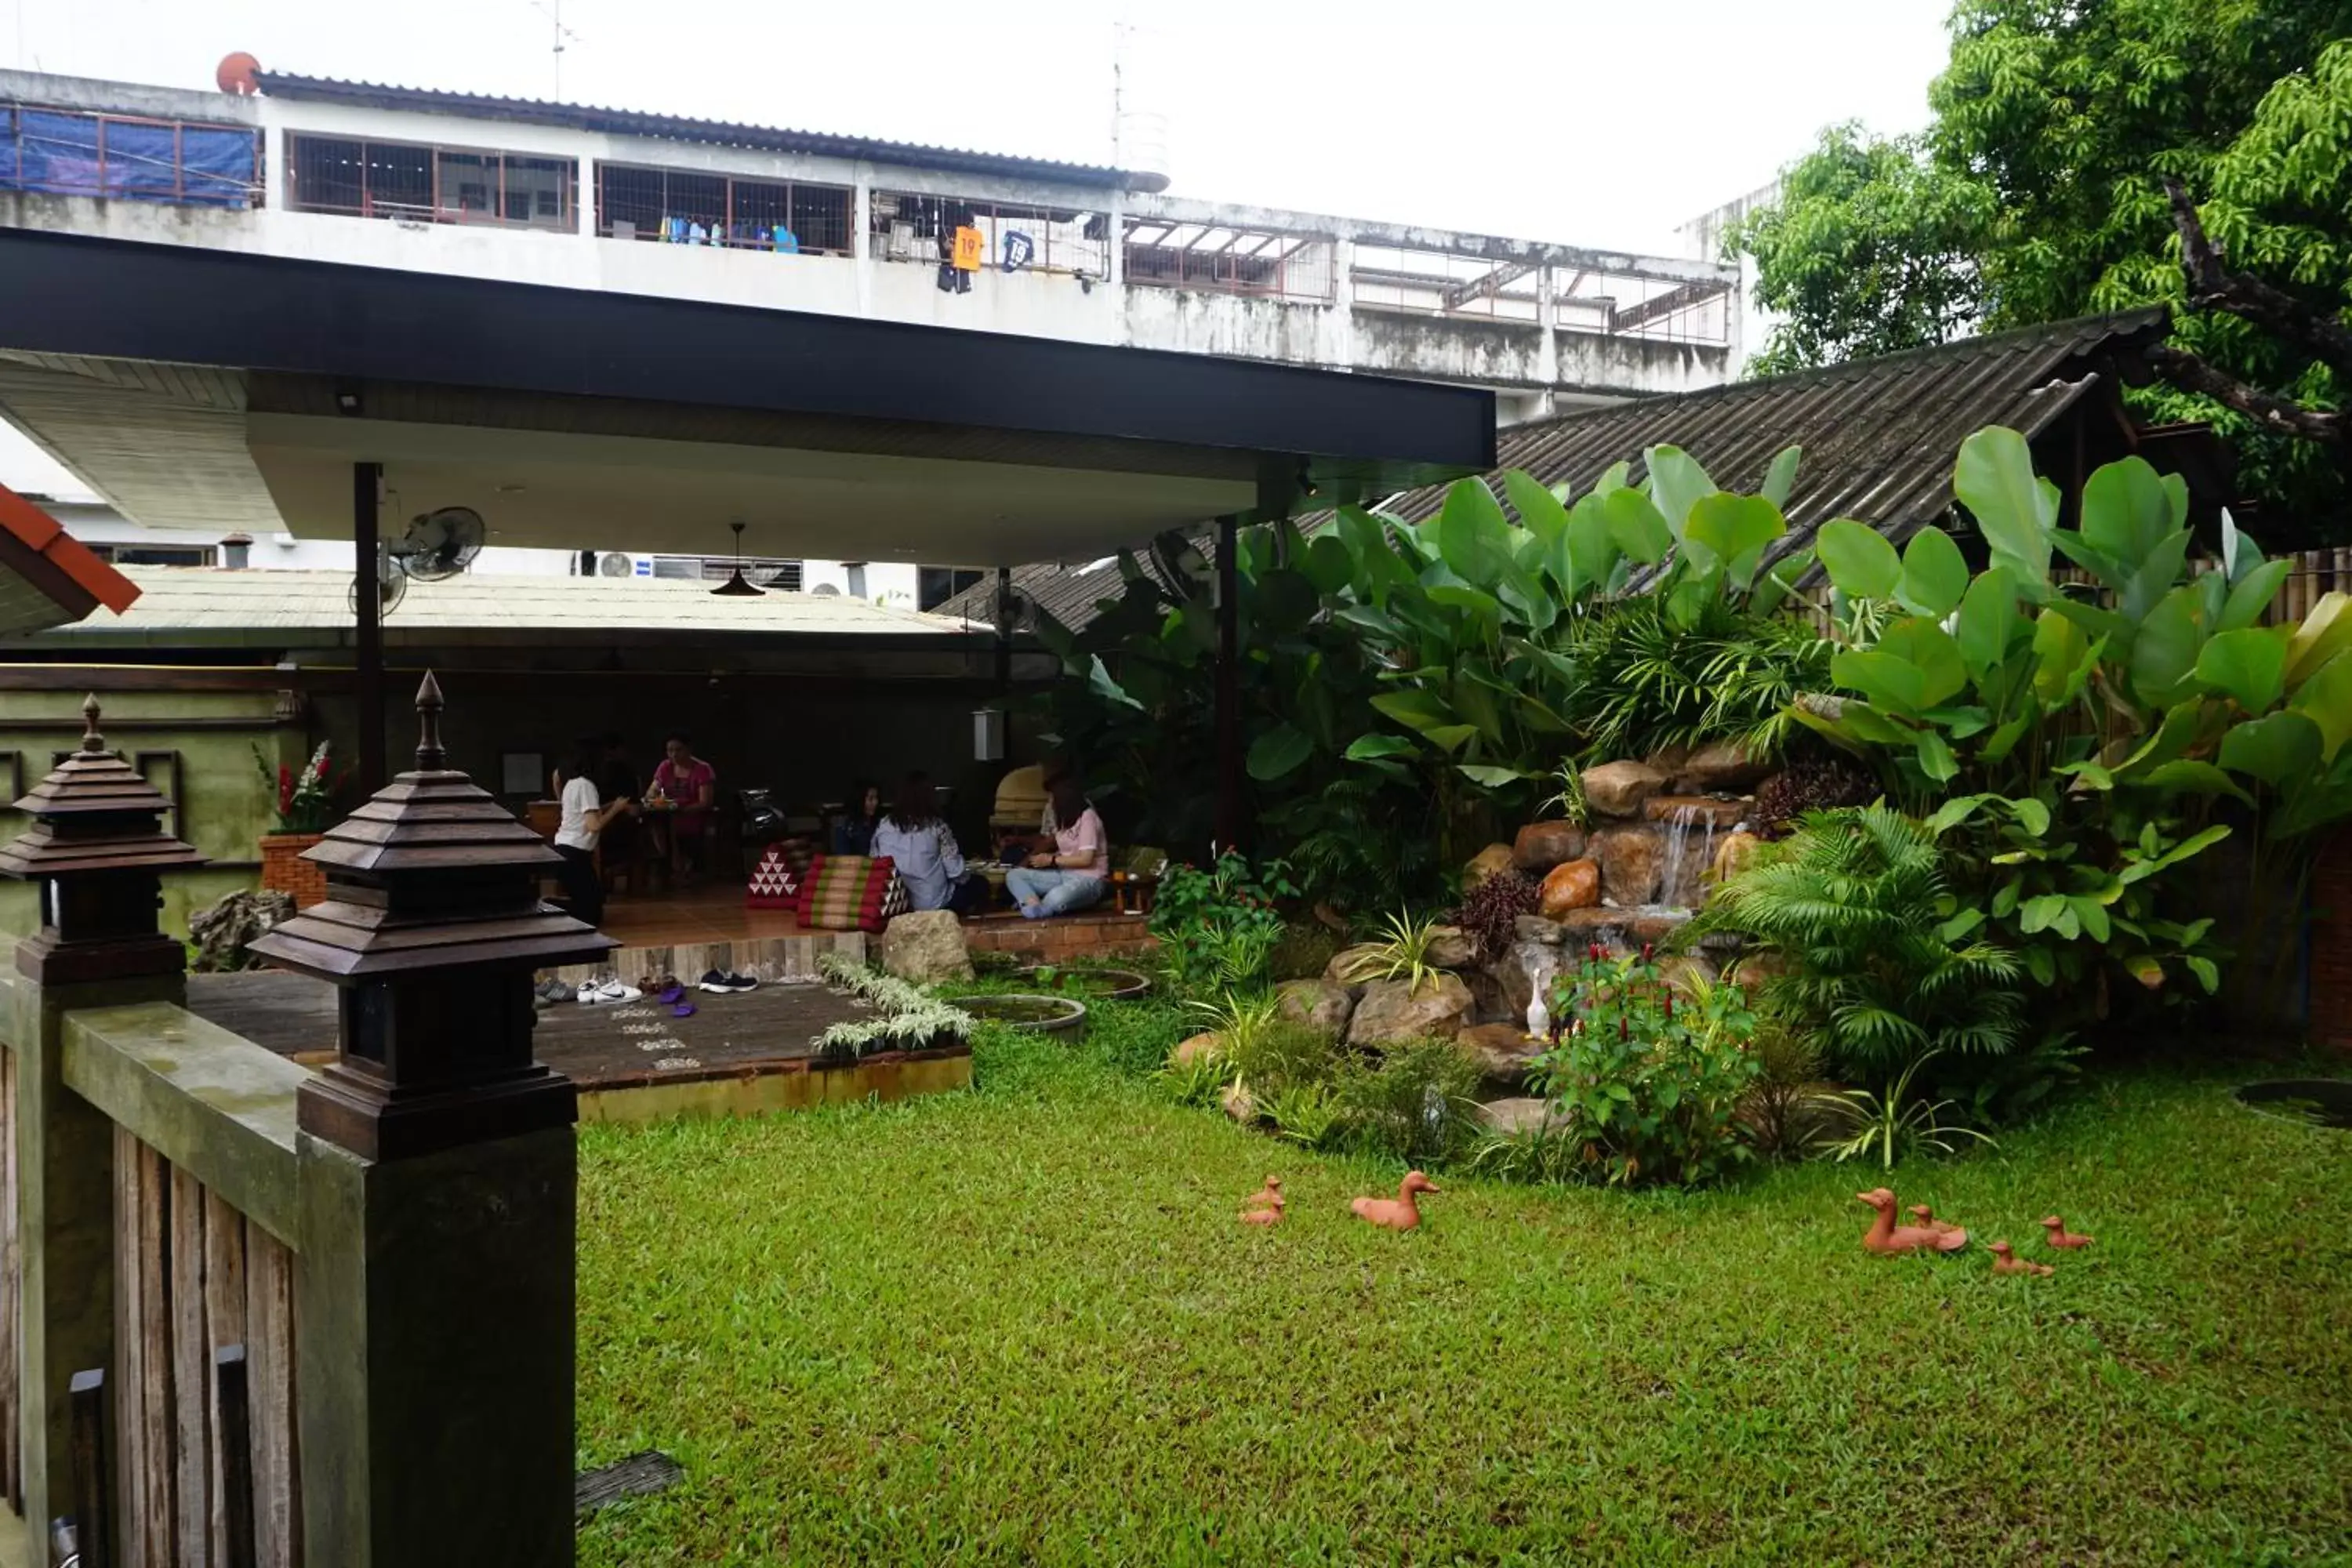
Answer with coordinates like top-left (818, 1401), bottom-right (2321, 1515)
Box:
top-left (710, 521), bottom-right (765, 597)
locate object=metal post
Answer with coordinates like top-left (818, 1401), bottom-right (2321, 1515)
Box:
top-left (993, 565), bottom-right (1012, 693)
top-left (1213, 515), bottom-right (1242, 857)
top-left (354, 462), bottom-right (386, 793)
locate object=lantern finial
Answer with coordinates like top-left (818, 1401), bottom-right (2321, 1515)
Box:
top-left (80, 693), bottom-right (103, 753)
top-left (415, 670), bottom-right (446, 771)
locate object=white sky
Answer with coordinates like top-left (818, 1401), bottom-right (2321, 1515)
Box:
top-left (1, 0), bottom-right (1953, 497)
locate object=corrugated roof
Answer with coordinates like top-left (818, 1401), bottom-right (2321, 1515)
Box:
top-left (951, 309), bottom-right (2175, 629)
top-left (254, 71), bottom-right (1165, 194)
top-left (42, 568), bottom-right (966, 637)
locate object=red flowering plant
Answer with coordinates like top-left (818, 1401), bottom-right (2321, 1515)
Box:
top-left (252, 741), bottom-right (347, 834)
top-left (1523, 942), bottom-right (1762, 1187)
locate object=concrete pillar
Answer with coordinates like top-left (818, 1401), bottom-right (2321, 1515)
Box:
top-left (1330, 238), bottom-right (1359, 373)
top-left (1534, 264), bottom-right (1559, 419)
top-left (853, 172), bottom-right (874, 318)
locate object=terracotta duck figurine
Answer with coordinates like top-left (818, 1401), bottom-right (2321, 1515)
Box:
top-left (1242, 1176), bottom-right (1284, 1214)
top-left (1857, 1188), bottom-right (1968, 1254)
top-left (2040, 1214), bottom-right (2094, 1250)
top-left (1239, 1198), bottom-right (1285, 1228)
top-left (1988, 1240), bottom-right (2053, 1277)
top-left (1907, 1203), bottom-right (1965, 1240)
top-left (1352, 1171), bottom-right (1440, 1232)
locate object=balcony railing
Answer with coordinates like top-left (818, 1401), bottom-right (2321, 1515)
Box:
top-left (0, 103), bottom-right (263, 209)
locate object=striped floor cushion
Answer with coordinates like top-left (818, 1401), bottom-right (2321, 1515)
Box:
top-left (797, 854), bottom-right (909, 932)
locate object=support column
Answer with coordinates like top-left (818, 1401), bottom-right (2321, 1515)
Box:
top-left (354, 462), bottom-right (385, 793)
top-left (993, 565), bottom-right (1013, 692)
top-left (1213, 515), bottom-right (1242, 857)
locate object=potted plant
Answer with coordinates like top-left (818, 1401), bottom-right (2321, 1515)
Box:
top-left (255, 741), bottom-right (345, 907)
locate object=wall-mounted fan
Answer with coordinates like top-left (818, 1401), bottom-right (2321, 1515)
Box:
top-left (992, 580), bottom-right (1039, 632)
top-left (349, 548), bottom-right (407, 615)
top-left (392, 507), bottom-right (486, 582)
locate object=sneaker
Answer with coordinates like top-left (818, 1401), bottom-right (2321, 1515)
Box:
top-left (721, 972), bottom-right (759, 993)
top-left (698, 970), bottom-right (733, 994)
top-left (581, 978), bottom-right (641, 1005)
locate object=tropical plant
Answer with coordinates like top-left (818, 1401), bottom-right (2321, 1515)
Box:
top-left (1751, 751), bottom-right (1879, 837)
top-left (1818, 1053), bottom-right (1998, 1171)
top-left (1149, 854), bottom-right (1297, 995)
top-left (1181, 989), bottom-right (1287, 1066)
top-left (1467, 1120), bottom-right (1585, 1185)
top-left (1153, 1049), bottom-right (1232, 1109)
top-left (1258, 1081), bottom-right (1347, 1151)
top-left (253, 740), bottom-right (347, 833)
top-left (1330, 1040), bottom-right (1484, 1166)
top-left (1528, 946), bottom-right (1762, 1187)
top-left (1450, 869), bottom-right (1539, 965)
top-left (1734, 1016), bottom-right (1846, 1161)
top-left (813, 954), bottom-right (975, 1059)
top-left (1697, 807), bottom-right (2025, 1080)
top-left (1338, 909), bottom-right (1447, 995)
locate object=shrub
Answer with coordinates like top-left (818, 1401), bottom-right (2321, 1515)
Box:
top-left (1332, 1040), bottom-right (1484, 1165)
top-left (1527, 946), bottom-right (1762, 1186)
top-left (1450, 869), bottom-right (1540, 964)
top-left (1149, 853), bottom-right (1297, 996)
top-left (1752, 754), bottom-right (1878, 837)
top-left (1817, 1053), bottom-right (1997, 1170)
top-left (1337, 909), bottom-right (1446, 994)
top-left (1267, 920), bottom-right (1346, 983)
top-left (1696, 806), bottom-right (2024, 1081)
top-left (1733, 1016), bottom-right (1848, 1160)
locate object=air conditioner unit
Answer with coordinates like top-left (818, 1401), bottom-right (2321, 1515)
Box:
top-left (597, 551), bottom-right (633, 579)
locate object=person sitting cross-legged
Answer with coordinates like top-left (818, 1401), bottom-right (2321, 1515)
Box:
top-left (1006, 773), bottom-right (1109, 920)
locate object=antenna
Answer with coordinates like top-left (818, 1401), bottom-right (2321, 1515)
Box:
top-left (528, 0), bottom-right (581, 99)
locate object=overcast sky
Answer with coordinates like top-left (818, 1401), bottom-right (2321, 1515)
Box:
top-left (2, 0), bottom-right (1954, 495)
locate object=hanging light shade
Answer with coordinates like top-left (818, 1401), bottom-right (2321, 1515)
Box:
top-left (710, 521), bottom-right (765, 597)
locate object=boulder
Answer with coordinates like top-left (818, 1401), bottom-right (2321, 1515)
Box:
top-left (1172, 1031), bottom-right (1224, 1068)
top-left (1711, 829), bottom-right (1767, 890)
top-left (1346, 973), bottom-right (1475, 1048)
top-left (1722, 948), bottom-right (1788, 996)
top-left (1581, 760), bottom-right (1668, 818)
top-left (1589, 824), bottom-right (1665, 906)
top-left (1425, 924), bottom-right (1479, 971)
top-left (1539, 858), bottom-right (1602, 918)
top-left (188, 889), bottom-right (294, 973)
top-left (1276, 978), bottom-right (1355, 1038)
top-left (1512, 820), bottom-right (1588, 874)
top-left (876, 909), bottom-right (975, 984)
top-left (1642, 794), bottom-right (1750, 830)
top-left (1515, 914), bottom-right (1566, 946)
top-left (1220, 1080), bottom-right (1258, 1123)
top-left (1555, 905), bottom-right (1693, 955)
top-left (1644, 742), bottom-right (1695, 781)
top-left (1455, 1022), bottom-right (1544, 1088)
top-left (1461, 842), bottom-right (1518, 891)
top-left (1477, 1097), bottom-right (1565, 1136)
top-left (1675, 740), bottom-right (1772, 793)
top-left (1465, 964), bottom-right (1515, 1025)
top-left (1324, 943), bottom-right (1387, 996)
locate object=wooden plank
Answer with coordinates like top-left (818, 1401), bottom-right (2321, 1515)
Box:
top-left (214, 1349), bottom-right (255, 1568)
top-left (1, 1044), bottom-right (19, 1516)
top-left (203, 1192), bottom-right (249, 1568)
top-left (169, 1166), bottom-right (210, 1568)
top-left (111, 1127), bottom-right (144, 1567)
top-left (244, 1224), bottom-right (299, 1568)
top-left (135, 1142), bottom-right (174, 1568)
top-left (69, 1367), bottom-right (111, 1568)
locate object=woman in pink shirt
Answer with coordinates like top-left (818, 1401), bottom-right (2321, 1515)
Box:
top-left (1006, 773), bottom-right (1109, 919)
top-left (649, 731), bottom-right (717, 886)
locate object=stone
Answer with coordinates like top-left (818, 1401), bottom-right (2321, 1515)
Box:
top-left (1172, 1032), bottom-right (1224, 1068)
top-left (1477, 1097), bottom-right (1565, 1136)
top-left (1722, 948), bottom-right (1788, 996)
top-left (1425, 925), bottom-right (1478, 971)
top-left (1675, 740), bottom-right (1773, 793)
top-left (1455, 1022), bottom-right (1544, 1087)
top-left (1643, 794), bottom-right (1750, 830)
top-left (1711, 829), bottom-right (1767, 890)
top-left (1275, 979), bottom-right (1354, 1038)
top-left (1589, 824), bottom-right (1666, 906)
top-left (1465, 964), bottom-right (1514, 1025)
top-left (188, 889), bottom-right (295, 972)
top-left (1512, 820), bottom-right (1587, 874)
top-left (1220, 1081), bottom-right (1258, 1123)
top-left (1580, 760), bottom-right (1668, 818)
top-left (1644, 742), bottom-right (1695, 781)
top-left (1346, 973), bottom-right (1475, 1048)
top-left (876, 909), bottom-right (975, 985)
top-left (1324, 943), bottom-right (1386, 996)
top-left (1514, 914), bottom-right (1566, 946)
top-left (1461, 842), bottom-right (1518, 892)
top-left (1539, 858), bottom-right (1602, 917)
top-left (1555, 905), bottom-right (1693, 955)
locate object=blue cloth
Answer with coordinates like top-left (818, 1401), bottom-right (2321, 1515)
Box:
top-left (1005, 866), bottom-right (1106, 918)
top-left (871, 817), bottom-right (967, 912)
top-left (832, 817), bottom-right (877, 857)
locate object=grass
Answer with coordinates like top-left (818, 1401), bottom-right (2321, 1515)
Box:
top-left (576, 1003), bottom-right (2352, 1565)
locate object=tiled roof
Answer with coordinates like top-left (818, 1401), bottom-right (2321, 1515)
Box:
top-left (953, 309), bottom-right (2176, 630)
top-left (0, 479), bottom-right (139, 637)
top-left (254, 71), bottom-right (1164, 194)
top-left (37, 568), bottom-right (964, 639)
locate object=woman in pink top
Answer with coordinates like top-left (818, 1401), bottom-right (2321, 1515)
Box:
top-left (649, 731), bottom-right (717, 886)
top-left (1005, 773), bottom-right (1109, 920)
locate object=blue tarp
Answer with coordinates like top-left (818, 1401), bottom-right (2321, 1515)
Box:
top-left (2, 108), bottom-right (256, 208)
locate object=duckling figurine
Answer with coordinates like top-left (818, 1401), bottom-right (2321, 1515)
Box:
top-left (1907, 1203), bottom-right (1965, 1240)
top-left (1239, 1197), bottom-right (1285, 1228)
top-left (1352, 1171), bottom-right (1440, 1232)
top-left (1857, 1188), bottom-right (1969, 1254)
top-left (1988, 1240), bottom-right (2053, 1277)
top-left (2040, 1214), bottom-right (2094, 1250)
top-left (1242, 1176), bottom-right (1283, 1214)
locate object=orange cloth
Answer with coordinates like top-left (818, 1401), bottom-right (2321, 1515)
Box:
top-left (951, 225), bottom-right (985, 271)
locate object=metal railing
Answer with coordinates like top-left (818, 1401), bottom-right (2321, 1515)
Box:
top-left (0, 103), bottom-right (263, 209)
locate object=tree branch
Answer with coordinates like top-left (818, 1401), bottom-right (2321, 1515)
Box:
top-left (2164, 176), bottom-right (2352, 377)
top-left (2146, 343), bottom-right (2344, 443)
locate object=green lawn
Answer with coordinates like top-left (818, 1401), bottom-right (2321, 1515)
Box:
top-left (575, 1007), bottom-right (2352, 1566)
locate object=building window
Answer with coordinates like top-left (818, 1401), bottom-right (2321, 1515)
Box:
top-left (871, 191), bottom-right (1107, 279)
top-left (1, 103), bottom-right (262, 209)
top-left (596, 164), bottom-right (851, 255)
top-left (647, 554), bottom-right (804, 590)
top-left (84, 543), bottom-right (214, 567)
top-left (288, 133), bottom-right (576, 230)
top-left (1123, 219), bottom-right (1335, 301)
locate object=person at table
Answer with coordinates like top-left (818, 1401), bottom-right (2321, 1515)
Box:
top-left (650, 731), bottom-right (717, 885)
top-left (1007, 772), bottom-right (1109, 920)
top-left (873, 771), bottom-right (986, 914)
top-left (553, 740), bottom-right (636, 925)
top-left (833, 778), bottom-right (883, 856)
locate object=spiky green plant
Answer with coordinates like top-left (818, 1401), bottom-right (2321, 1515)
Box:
top-left (1695, 805), bottom-right (2024, 1080)
top-left (1338, 909), bottom-right (1446, 995)
top-left (1819, 1053), bottom-right (1998, 1170)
